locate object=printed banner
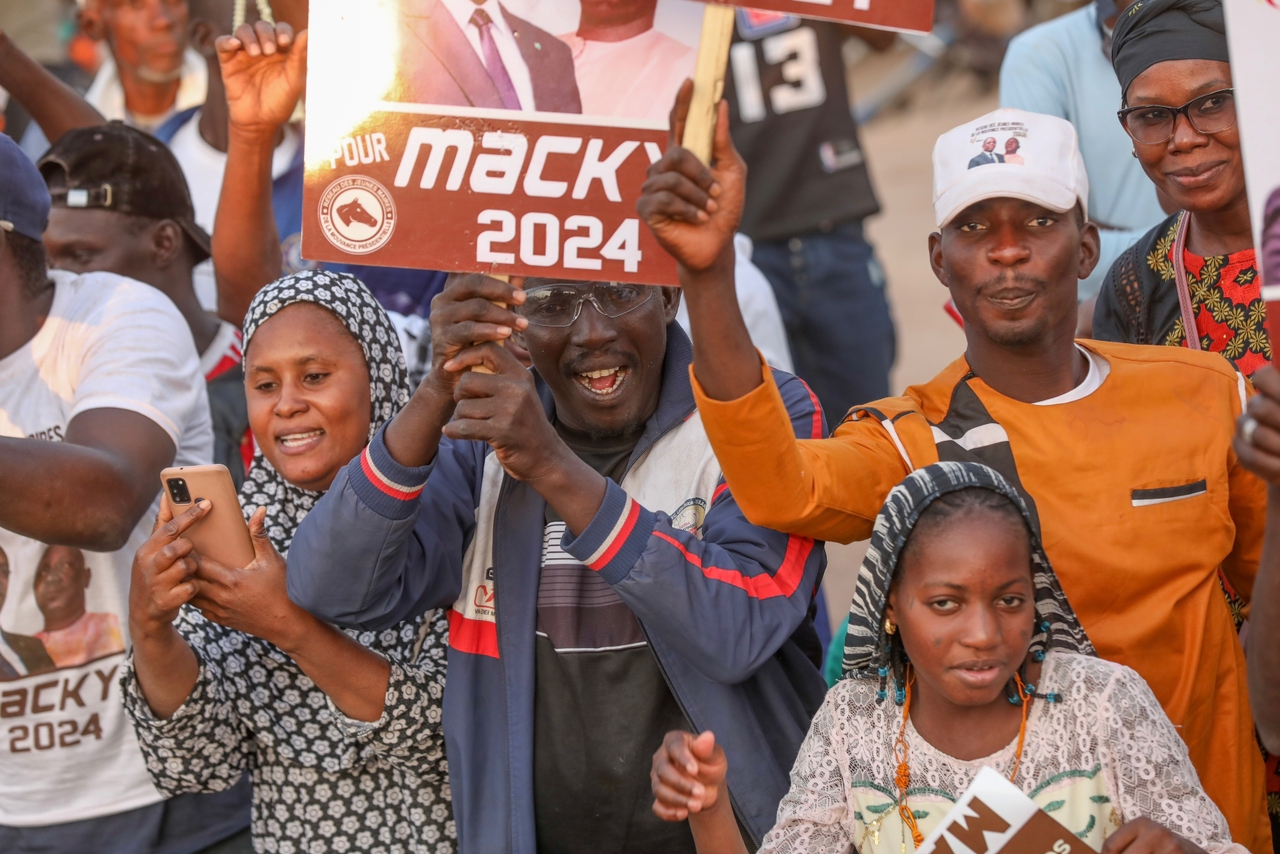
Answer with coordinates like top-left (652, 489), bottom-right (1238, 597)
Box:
top-left (917, 768), bottom-right (1085, 854)
top-left (301, 0), bottom-right (934, 282)
top-left (1223, 0), bottom-right (1280, 341)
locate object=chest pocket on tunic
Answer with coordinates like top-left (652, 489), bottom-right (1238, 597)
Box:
top-left (1130, 479), bottom-right (1208, 507)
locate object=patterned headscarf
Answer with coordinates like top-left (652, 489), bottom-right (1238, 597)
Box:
top-left (239, 270), bottom-right (410, 554)
top-left (842, 461), bottom-right (1093, 682)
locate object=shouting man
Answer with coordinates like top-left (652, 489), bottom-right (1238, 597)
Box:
top-left (286, 273), bottom-right (829, 854)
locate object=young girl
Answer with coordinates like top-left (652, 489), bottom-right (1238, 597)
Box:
top-left (650, 463), bottom-right (1245, 854)
top-left (123, 272), bottom-right (454, 853)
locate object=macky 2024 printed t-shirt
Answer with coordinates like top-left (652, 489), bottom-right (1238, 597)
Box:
top-left (0, 270), bottom-right (212, 826)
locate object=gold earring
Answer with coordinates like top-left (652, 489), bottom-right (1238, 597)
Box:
top-left (884, 618), bottom-right (896, 636)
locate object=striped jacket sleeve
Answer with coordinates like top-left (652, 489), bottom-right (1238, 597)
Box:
top-left (286, 426), bottom-right (481, 630)
top-left (561, 371), bottom-right (828, 684)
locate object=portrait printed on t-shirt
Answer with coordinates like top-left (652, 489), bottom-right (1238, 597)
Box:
top-left (0, 542), bottom-right (124, 680)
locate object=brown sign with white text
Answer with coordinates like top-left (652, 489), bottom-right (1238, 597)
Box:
top-left (302, 0), bottom-right (934, 282)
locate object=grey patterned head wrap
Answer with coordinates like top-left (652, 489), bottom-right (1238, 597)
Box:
top-left (239, 270), bottom-right (410, 554)
top-left (842, 461), bottom-right (1093, 685)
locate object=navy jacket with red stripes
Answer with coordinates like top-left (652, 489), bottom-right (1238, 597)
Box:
top-left (286, 325), bottom-right (829, 854)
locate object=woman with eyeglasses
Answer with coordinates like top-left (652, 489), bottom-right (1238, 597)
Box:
top-left (1091, 0), bottom-right (1269, 377)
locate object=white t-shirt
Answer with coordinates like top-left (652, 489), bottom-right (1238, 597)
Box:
top-left (1034, 345), bottom-right (1110, 405)
top-left (0, 270), bottom-right (212, 826)
top-left (167, 112), bottom-right (301, 310)
top-left (677, 233), bottom-right (794, 373)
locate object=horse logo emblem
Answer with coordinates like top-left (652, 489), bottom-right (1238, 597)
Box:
top-left (319, 175), bottom-right (396, 254)
top-left (336, 196), bottom-right (379, 229)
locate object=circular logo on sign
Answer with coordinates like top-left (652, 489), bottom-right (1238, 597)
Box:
top-left (318, 175), bottom-right (395, 254)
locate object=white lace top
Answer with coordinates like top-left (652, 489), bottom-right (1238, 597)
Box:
top-left (761, 652), bottom-right (1245, 854)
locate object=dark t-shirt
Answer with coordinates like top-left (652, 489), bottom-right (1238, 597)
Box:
top-left (533, 423), bottom-right (695, 854)
top-left (725, 13), bottom-right (880, 242)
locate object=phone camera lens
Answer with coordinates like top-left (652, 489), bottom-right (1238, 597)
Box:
top-left (167, 478), bottom-right (192, 504)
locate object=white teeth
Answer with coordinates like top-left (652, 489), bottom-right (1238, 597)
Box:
top-left (575, 367), bottom-right (627, 395)
top-left (280, 430), bottom-right (323, 446)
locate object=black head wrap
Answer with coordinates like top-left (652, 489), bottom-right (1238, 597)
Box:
top-left (1111, 0), bottom-right (1230, 98)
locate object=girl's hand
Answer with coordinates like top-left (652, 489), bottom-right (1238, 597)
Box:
top-left (651, 730), bottom-right (728, 821)
top-left (190, 507), bottom-right (316, 651)
top-left (128, 496), bottom-right (204, 641)
top-left (1102, 818), bottom-right (1208, 854)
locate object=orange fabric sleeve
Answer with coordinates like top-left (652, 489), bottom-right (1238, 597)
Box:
top-left (691, 363), bottom-right (914, 544)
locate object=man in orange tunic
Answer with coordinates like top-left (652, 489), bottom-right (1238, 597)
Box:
top-left (637, 98), bottom-right (1270, 851)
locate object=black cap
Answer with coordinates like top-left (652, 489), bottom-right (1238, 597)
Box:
top-left (38, 122), bottom-right (212, 264)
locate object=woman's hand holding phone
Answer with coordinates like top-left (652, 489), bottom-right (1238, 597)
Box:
top-left (128, 496), bottom-right (206, 718)
top-left (190, 507), bottom-right (318, 654)
top-left (130, 497), bottom-right (206, 641)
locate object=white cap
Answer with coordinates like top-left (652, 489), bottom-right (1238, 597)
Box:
top-left (932, 108), bottom-right (1089, 228)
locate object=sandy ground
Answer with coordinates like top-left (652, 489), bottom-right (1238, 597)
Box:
top-left (817, 62), bottom-right (998, 633)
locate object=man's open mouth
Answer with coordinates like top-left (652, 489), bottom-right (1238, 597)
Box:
top-left (575, 367), bottom-right (629, 397)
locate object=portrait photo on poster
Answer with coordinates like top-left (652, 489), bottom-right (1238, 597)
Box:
top-left (303, 0), bottom-right (710, 284)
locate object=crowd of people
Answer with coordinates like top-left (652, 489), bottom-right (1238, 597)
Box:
top-left (0, 0), bottom-right (1278, 853)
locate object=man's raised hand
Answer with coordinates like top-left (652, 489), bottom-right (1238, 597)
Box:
top-left (216, 20), bottom-right (308, 136)
top-left (442, 341), bottom-right (564, 484)
top-left (425, 274), bottom-right (529, 397)
top-left (638, 82), bottom-right (745, 275)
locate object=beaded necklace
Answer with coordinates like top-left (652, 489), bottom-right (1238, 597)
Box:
top-left (890, 665), bottom-right (1053, 851)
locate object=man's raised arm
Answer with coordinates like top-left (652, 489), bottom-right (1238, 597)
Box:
top-left (0, 29), bottom-right (105, 145)
top-left (637, 82), bottom-right (761, 403)
top-left (637, 87), bottom-right (906, 546)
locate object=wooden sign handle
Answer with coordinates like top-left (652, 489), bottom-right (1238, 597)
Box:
top-left (681, 3), bottom-right (736, 165)
top-left (471, 273), bottom-right (510, 374)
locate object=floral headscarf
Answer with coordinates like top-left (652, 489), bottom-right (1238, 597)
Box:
top-left (238, 270), bottom-right (410, 554)
top-left (842, 461), bottom-right (1094, 682)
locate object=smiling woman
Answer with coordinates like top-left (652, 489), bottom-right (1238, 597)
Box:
top-left (1093, 0), bottom-right (1270, 376)
top-left (122, 271), bottom-right (456, 854)
top-left (243, 300), bottom-right (372, 492)
top-left (649, 463), bottom-right (1249, 854)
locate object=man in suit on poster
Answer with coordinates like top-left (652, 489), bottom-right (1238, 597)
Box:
top-left (0, 547), bottom-right (54, 681)
top-left (396, 0), bottom-right (582, 113)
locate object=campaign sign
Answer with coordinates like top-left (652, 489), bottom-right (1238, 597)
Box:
top-left (301, 0), bottom-right (934, 283)
top-left (917, 768), bottom-right (1087, 854)
top-left (1223, 0), bottom-right (1280, 351)
top-left (728, 0), bottom-right (933, 33)
top-left (303, 0), bottom-right (711, 284)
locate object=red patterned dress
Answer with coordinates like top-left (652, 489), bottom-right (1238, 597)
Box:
top-left (1157, 234), bottom-right (1270, 376)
